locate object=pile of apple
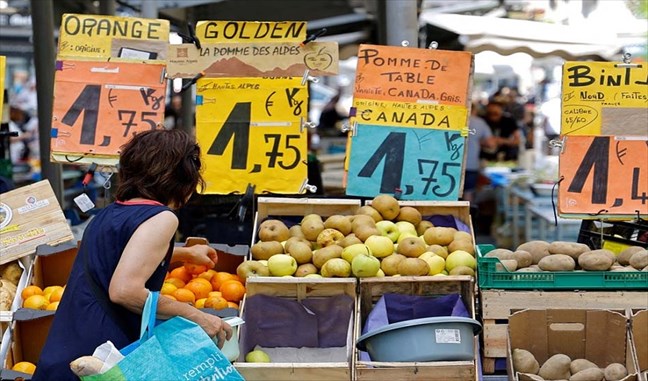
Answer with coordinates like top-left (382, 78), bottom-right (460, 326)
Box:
top-left (237, 195), bottom-right (477, 280)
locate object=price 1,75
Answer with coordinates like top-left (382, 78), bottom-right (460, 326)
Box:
top-left (346, 124), bottom-right (465, 200)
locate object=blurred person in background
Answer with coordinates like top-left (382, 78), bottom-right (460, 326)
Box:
top-left (481, 101), bottom-right (521, 162)
top-left (464, 103), bottom-right (496, 203)
top-left (317, 93), bottom-right (346, 137)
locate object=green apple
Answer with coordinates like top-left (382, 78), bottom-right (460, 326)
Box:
top-left (419, 252), bottom-right (446, 275)
top-left (375, 269), bottom-right (385, 277)
top-left (445, 250), bottom-right (476, 271)
top-left (351, 252), bottom-right (380, 277)
top-left (267, 254), bottom-right (297, 276)
top-left (246, 350), bottom-right (271, 363)
top-left (304, 273), bottom-right (323, 278)
top-left (341, 243), bottom-right (371, 263)
top-left (364, 235), bottom-right (394, 258)
top-left (375, 220), bottom-right (400, 242)
top-left (321, 258), bottom-right (351, 277)
top-left (395, 221), bottom-right (417, 236)
top-left (432, 273), bottom-right (447, 277)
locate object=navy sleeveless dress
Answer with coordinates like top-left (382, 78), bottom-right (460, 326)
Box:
top-left (33, 201), bottom-right (172, 381)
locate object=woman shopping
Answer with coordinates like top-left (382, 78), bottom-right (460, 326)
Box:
top-left (34, 129), bottom-right (232, 380)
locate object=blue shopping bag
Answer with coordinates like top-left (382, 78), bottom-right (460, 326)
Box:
top-left (82, 292), bottom-right (244, 381)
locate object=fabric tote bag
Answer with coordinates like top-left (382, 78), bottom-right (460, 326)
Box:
top-left (82, 292), bottom-right (245, 381)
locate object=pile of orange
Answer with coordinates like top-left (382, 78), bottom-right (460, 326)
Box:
top-left (22, 285), bottom-right (64, 311)
top-left (161, 264), bottom-right (246, 310)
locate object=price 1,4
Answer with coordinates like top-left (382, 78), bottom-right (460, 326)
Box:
top-left (346, 124), bottom-right (465, 200)
top-left (559, 135), bottom-right (648, 217)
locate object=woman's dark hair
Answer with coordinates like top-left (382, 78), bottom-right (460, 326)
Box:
top-left (115, 129), bottom-right (205, 208)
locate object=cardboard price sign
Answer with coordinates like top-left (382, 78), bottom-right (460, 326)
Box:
top-left (195, 77), bottom-right (308, 194)
top-left (51, 60), bottom-right (166, 163)
top-left (0, 180), bottom-right (74, 264)
top-left (561, 62), bottom-right (648, 136)
top-left (559, 136), bottom-right (648, 218)
top-left (58, 13), bottom-right (169, 61)
top-left (167, 41), bottom-right (339, 78)
top-left (346, 124), bottom-right (465, 200)
top-left (353, 44), bottom-right (472, 107)
top-left (351, 98), bottom-right (468, 131)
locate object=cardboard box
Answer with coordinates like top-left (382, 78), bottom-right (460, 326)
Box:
top-left (30, 241), bottom-right (78, 290)
top-left (355, 276), bottom-right (478, 381)
top-left (631, 310), bottom-right (648, 381)
top-left (0, 309), bottom-right (55, 380)
top-left (234, 277), bottom-right (357, 381)
top-left (507, 309), bottom-right (639, 381)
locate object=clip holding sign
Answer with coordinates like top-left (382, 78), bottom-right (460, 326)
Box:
top-left (615, 52), bottom-right (641, 69)
top-left (428, 41), bottom-right (439, 50)
top-left (300, 117), bottom-right (317, 133)
top-left (301, 70), bottom-right (319, 86)
top-left (300, 28), bottom-right (327, 47)
top-left (550, 136), bottom-right (567, 154)
top-left (341, 121), bottom-right (357, 137)
top-left (299, 178), bottom-right (317, 194)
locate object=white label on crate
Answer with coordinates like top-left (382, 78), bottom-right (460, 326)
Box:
top-left (435, 329), bottom-right (461, 344)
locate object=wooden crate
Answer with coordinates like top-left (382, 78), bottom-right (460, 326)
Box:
top-left (355, 276), bottom-right (478, 381)
top-left (234, 277), bottom-right (357, 381)
top-left (481, 290), bottom-right (648, 374)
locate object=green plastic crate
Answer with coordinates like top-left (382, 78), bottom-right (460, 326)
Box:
top-left (476, 244), bottom-right (648, 290)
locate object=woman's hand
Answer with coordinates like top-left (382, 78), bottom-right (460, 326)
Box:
top-left (194, 311), bottom-right (233, 348)
top-left (173, 244), bottom-right (218, 268)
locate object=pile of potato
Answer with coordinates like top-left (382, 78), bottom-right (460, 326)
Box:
top-left (0, 262), bottom-right (23, 311)
top-left (484, 241), bottom-right (648, 272)
top-left (513, 348), bottom-right (631, 381)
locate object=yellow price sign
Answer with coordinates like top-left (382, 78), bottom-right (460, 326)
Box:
top-left (58, 14), bottom-right (169, 61)
top-left (561, 62), bottom-right (648, 136)
top-left (196, 77), bottom-right (308, 194)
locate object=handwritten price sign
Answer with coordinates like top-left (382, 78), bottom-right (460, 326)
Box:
top-left (351, 98), bottom-right (467, 131)
top-left (195, 77), bottom-right (308, 194)
top-left (51, 60), bottom-right (165, 163)
top-left (561, 62), bottom-right (648, 136)
top-left (559, 136), bottom-right (648, 218)
top-left (346, 125), bottom-right (465, 200)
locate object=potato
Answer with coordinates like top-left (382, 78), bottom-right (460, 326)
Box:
top-left (517, 241), bottom-right (551, 264)
top-left (0, 262), bottom-right (22, 285)
top-left (485, 248), bottom-right (515, 260)
top-left (70, 356), bottom-right (106, 376)
top-left (569, 367), bottom-right (604, 381)
top-left (617, 246), bottom-right (644, 266)
top-left (548, 241), bottom-right (590, 260)
top-left (629, 249), bottom-right (648, 270)
top-left (538, 255), bottom-right (576, 271)
top-left (514, 250), bottom-right (534, 268)
top-left (578, 251), bottom-right (614, 271)
top-left (603, 363), bottom-right (627, 381)
top-left (570, 359), bottom-right (599, 374)
top-left (496, 259), bottom-right (518, 272)
top-left (539, 354), bottom-right (571, 380)
top-left (513, 348), bottom-right (540, 375)
top-left (517, 267), bottom-right (542, 273)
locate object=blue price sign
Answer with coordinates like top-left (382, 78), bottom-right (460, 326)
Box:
top-left (346, 124), bottom-right (465, 200)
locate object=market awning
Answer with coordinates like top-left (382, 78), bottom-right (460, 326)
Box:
top-left (420, 13), bottom-right (622, 61)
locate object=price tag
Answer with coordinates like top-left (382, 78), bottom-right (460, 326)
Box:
top-left (195, 77), bottom-right (307, 194)
top-left (561, 62), bottom-right (648, 136)
top-left (51, 60), bottom-right (166, 163)
top-left (346, 125), bottom-right (465, 200)
top-left (353, 44), bottom-right (472, 107)
top-left (559, 136), bottom-right (648, 217)
top-left (58, 13), bottom-right (169, 61)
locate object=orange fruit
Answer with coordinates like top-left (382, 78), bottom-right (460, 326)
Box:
top-left (208, 291), bottom-right (222, 298)
top-left (204, 296), bottom-right (228, 310)
top-left (195, 298), bottom-right (207, 308)
top-left (12, 361), bottom-right (36, 375)
top-left (162, 294), bottom-right (177, 301)
top-left (168, 267), bottom-right (192, 283)
top-left (189, 277), bottom-right (212, 288)
top-left (211, 272), bottom-right (237, 291)
top-left (43, 286), bottom-right (64, 302)
top-left (49, 287), bottom-right (65, 303)
top-left (185, 263), bottom-right (208, 275)
top-left (164, 277), bottom-right (186, 289)
top-left (184, 280), bottom-right (212, 300)
top-left (160, 283), bottom-right (178, 295)
top-left (172, 288), bottom-right (195, 305)
top-left (21, 285), bottom-right (43, 300)
top-left (197, 269), bottom-right (217, 282)
top-left (46, 301), bottom-right (60, 311)
top-left (227, 301), bottom-right (239, 309)
top-left (23, 295), bottom-right (49, 310)
top-left (220, 280), bottom-right (246, 303)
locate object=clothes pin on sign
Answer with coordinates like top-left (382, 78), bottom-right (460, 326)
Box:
top-left (301, 70), bottom-right (319, 86)
top-left (299, 178), bottom-right (317, 194)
